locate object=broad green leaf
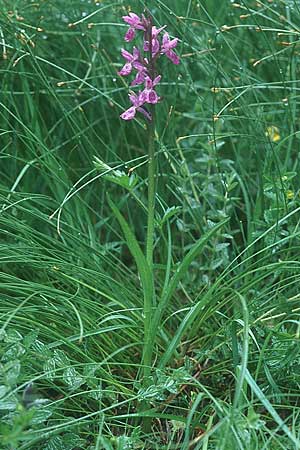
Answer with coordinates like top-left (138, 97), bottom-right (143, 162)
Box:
top-left (5, 360), bottom-right (21, 385)
top-left (94, 156), bottom-right (137, 190)
top-left (43, 350), bottom-right (70, 381)
top-left (0, 395), bottom-right (18, 411)
top-left (30, 407), bottom-right (53, 424)
top-left (2, 343), bottom-right (25, 361)
top-left (45, 434), bottom-right (85, 450)
top-left (63, 367), bottom-right (84, 390)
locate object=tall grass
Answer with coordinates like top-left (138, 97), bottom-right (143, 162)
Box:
top-left (1, 0), bottom-right (300, 448)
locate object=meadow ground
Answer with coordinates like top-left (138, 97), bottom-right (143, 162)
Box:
top-left (1, 1), bottom-right (300, 449)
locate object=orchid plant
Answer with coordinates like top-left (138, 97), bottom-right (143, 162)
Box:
top-left (116, 9), bottom-right (180, 430)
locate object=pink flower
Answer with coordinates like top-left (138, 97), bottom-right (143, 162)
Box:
top-left (161, 32), bottom-right (180, 64)
top-left (143, 26), bottom-right (166, 56)
top-left (131, 68), bottom-right (147, 86)
top-left (123, 12), bottom-right (145, 29)
top-left (118, 47), bottom-right (143, 76)
top-left (140, 76), bottom-right (161, 104)
top-left (122, 12), bottom-right (145, 42)
top-left (120, 92), bottom-right (151, 121)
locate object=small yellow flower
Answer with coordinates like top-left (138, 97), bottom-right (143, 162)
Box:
top-left (266, 126), bottom-right (280, 142)
top-left (286, 190), bottom-right (294, 200)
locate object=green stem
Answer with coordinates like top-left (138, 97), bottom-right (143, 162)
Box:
top-left (146, 112), bottom-right (156, 270)
top-left (141, 107), bottom-right (156, 433)
top-left (144, 109), bottom-right (155, 375)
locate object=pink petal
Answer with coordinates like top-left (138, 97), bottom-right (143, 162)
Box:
top-left (118, 62), bottom-right (132, 76)
top-left (162, 32), bottom-right (170, 46)
top-left (145, 77), bottom-right (153, 89)
top-left (125, 28), bottom-right (135, 42)
top-left (144, 37), bottom-right (160, 55)
top-left (139, 90), bottom-right (147, 104)
top-left (122, 15), bottom-right (132, 25)
top-left (120, 106), bottom-right (136, 120)
top-left (153, 75), bottom-right (161, 86)
top-left (123, 13), bottom-right (140, 26)
top-left (129, 93), bottom-right (139, 107)
top-left (122, 13), bottom-right (144, 30)
top-left (151, 26), bottom-right (166, 37)
top-left (166, 50), bottom-right (180, 65)
top-left (152, 38), bottom-right (160, 55)
top-left (132, 61), bottom-right (145, 71)
top-left (147, 90), bottom-right (159, 104)
top-left (129, 12), bottom-right (140, 20)
top-left (131, 71), bottom-right (146, 86)
top-left (135, 23), bottom-right (146, 31)
top-left (121, 48), bottom-right (133, 62)
top-left (141, 14), bottom-right (151, 29)
top-left (137, 92), bottom-right (147, 107)
top-left (167, 38), bottom-right (178, 49)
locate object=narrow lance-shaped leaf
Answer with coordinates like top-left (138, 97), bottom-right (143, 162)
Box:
top-left (107, 195), bottom-right (153, 318)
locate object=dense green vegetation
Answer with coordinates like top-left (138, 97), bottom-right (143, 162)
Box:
top-left (1, 0), bottom-right (300, 448)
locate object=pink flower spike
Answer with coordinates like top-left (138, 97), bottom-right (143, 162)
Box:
top-left (118, 12), bottom-right (180, 123)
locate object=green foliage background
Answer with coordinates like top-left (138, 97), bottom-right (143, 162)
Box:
top-left (1, 0), bottom-right (300, 448)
